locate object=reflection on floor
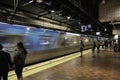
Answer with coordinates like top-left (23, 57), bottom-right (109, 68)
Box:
top-left (24, 48), bottom-right (120, 80)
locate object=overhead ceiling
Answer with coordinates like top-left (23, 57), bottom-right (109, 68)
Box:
top-left (0, 0), bottom-right (113, 36)
top-left (99, 0), bottom-right (120, 35)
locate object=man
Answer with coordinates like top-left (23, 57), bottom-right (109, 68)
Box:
top-left (80, 40), bottom-right (84, 57)
top-left (92, 40), bottom-right (96, 57)
top-left (0, 43), bottom-right (13, 80)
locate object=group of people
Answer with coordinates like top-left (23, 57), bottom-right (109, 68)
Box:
top-left (79, 39), bottom-right (101, 57)
top-left (0, 42), bottom-right (27, 80)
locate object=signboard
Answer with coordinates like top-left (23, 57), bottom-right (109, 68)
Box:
top-left (81, 24), bottom-right (93, 32)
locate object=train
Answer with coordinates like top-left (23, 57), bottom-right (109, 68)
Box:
top-left (0, 22), bottom-right (93, 66)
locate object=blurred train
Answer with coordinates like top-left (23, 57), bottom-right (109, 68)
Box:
top-left (0, 22), bottom-right (93, 66)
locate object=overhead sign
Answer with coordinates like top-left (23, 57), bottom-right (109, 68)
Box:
top-left (81, 24), bottom-right (93, 32)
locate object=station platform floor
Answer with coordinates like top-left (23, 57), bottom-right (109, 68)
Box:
top-left (9, 48), bottom-right (120, 80)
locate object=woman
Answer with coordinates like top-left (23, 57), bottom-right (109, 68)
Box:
top-left (13, 42), bottom-right (27, 80)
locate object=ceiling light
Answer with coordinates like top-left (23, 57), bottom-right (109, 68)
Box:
top-left (96, 32), bottom-right (100, 35)
top-left (67, 16), bottom-right (71, 19)
top-left (114, 34), bottom-right (119, 39)
top-left (51, 10), bottom-right (55, 13)
top-left (104, 28), bottom-right (107, 31)
top-left (36, 0), bottom-right (43, 3)
top-left (28, 0), bottom-right (34, 3)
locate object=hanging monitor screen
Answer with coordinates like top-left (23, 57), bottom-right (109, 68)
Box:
top-left (81, 24), bottom-right (93, 32)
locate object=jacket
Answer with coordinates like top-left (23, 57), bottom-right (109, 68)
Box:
top-left (0, 50), bottom-right (12, 72)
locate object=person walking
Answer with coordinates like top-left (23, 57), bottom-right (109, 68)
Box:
top-left (13, 42), bottom-right (28, 80)
top-left (0, 43), bottom-right (13, 80)
top-left (80, 40), bottom-right (84, 57)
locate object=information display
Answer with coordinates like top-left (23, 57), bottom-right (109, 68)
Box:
top-left (81, 24), bottom-right (93, 32)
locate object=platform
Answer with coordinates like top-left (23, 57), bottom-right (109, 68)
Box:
top-left (9, 48), bottom-right (120, 80)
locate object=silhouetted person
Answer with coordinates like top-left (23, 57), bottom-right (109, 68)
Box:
top-left (0, 43), bottom-right (12, 80)
top-left (96, 40), bottom-right (100, 53)
top-left (113, 40), bottom-right (118, 52)
top-left (13, 42), bottom-right (27, 80)
top-left (101, 41), bottom-right (105, 49)
top-left (80, 40), bottom-right (84, 57)
top-left (104, 40), bottom-right (108, 49)
top-left (92, 40), bottom-right (96, 57)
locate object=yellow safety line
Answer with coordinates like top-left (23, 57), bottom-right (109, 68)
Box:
top-left (8, 49), bottom-right (91, 80)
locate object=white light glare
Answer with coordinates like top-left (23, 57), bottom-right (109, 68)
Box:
top-left (29, 0), bottom-right (34, 3)
top-left (0, 22), bottom-right (7, 24)
top-left (51, 10), bottom-right (55, 13)
top-left (96, 32), bottom-right (100, 35)
top-left (67, 16), bottom-right (71, 19)
top-left (27, 27), bottom-right (30, 31)
top-left (66, 32), bottom-right (80, 36)
top-left (114, 34), bottom-right (119, 39)
top-left (85, 39), bottom-right (89, 42)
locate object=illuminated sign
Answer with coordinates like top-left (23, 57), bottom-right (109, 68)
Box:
top-left (81, 24), bottom-right (93, 32)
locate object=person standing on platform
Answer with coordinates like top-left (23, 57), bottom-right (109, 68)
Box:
top-left (80, 40), bottom-right (84, 57)
top-left (113, 40), bottom-right (118, 52)
top-left (96, 39), bottom-right (101, 53)
top-left (0, 43), bottom-right (13, 80)
top-left (13, 42), bottom-right (28, 80)
top-left (92, 40), bottom-right (96, 57)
